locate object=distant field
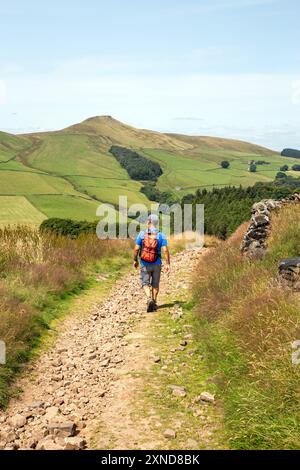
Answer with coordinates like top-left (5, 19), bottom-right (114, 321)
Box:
top-left (143, 148), bottom-right (300, 195)
top-left (0, 196), bottom-right (45, 226)
top-left (27, 195), bottom-right (100, 221)
top-left (26, 134), bottom-right (121, 177)
top-left (68, 175), bottom-right (149, 207)
top-left (25, 133), bottom-right (149, 206)
top-left (0, 116), bottom-right (298, 225)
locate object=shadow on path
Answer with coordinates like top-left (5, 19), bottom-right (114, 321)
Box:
top-left (157, 301), bottom-right (185, 310)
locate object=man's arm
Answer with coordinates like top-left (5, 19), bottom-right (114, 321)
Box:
top-left (162, 246), bottom-right (170, 273)
top-left (133, 244), bottom-right (140, 269)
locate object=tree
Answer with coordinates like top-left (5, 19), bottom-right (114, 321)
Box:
top-left (281, 148), bottom-right (300, 159)
top-left (249, 163), bottom-right (257, 173)
top-left (280, 164), bottom-right (289, 172)
top-left (221, 160), bottom-right (230, 169)
top-left (110, 146), bottom-right (163, 181)
top-left (276, 172), bottom-right (287, 179)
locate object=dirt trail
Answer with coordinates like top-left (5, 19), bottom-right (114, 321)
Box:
top-left (0, 247), bottom-right (222, 450)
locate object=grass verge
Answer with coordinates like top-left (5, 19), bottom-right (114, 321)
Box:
top-left (137, 301), bottom-right (226, 449)
top-left (0, 226), bottom-right (131, 408)
top-left (193, 205), bottom-right (300, 449)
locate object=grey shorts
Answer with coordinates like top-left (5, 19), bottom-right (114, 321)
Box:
top-left (140, 264), bottom-right (162, 289)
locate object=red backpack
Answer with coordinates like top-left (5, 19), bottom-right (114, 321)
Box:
top-left (141, 231), bottom-right (159, 263)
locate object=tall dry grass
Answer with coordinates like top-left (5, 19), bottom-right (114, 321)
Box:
top-left (168, 232), bottom-right (221, 254)
top-left (0, 226), bottom-right (130, 407)
top-left (193, 206), bottom-right (300, 449)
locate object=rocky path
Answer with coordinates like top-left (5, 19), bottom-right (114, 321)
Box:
top-left (0, 247), bottom-right (221, 450)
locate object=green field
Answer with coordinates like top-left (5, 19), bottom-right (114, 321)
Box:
top-left (0, 131), bottom-right (31, 162)
top-left (0, 116), bottom-right (298, 225)
top-left (0, 196), bottom-right (45, 226)
top-left (143, 148), bottom-right (300, 195)
top-left (27, 195), bottom-right (100, 221)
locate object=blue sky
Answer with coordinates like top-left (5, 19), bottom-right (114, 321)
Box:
top-left (0, 0), bottom-right (299, 149)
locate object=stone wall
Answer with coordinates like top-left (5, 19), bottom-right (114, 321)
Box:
top-left (240, 192), bottom-right (300, 259)
top-left (278, 258), bottom-right (300, 290)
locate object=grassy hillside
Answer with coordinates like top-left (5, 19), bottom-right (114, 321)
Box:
top-left (0, 131), bottom-right (31, 162)
top-left (193, 206), bottom-right (300, 449)
top-left (0, 117), bottom-right (299, 225)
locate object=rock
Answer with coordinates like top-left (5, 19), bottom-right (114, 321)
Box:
top-left (9, 414), bottom-right (27, 429)
top-left (111, 356), bottom-right (123, 364)
top-left (278, 257), bottom-right (300, 289)
top-left (253, 214), bottom-right (269, 227)
top-left (44, 406), bottom-right (59, 421)
top-left (246, 228), bottom-right (268, 240)
top-left (248, 240), bottom-right (262, 251)
top-left (64, 436), bottom-right (86, 450)
top-left (28, 438), bottom-right (39, 449)
top-left (52, 374), bottom-right (64, 382)
top-left (251, 201), bottom-right (267, 213)
top-left (0, 441), bottom-right (6, 450)
top-left (36, 437), bottom-right (64, 450)
top-left (199, 391), bottom-right (215, 403)
top-left (184, 334), bottom-right (193, 339)
top-left (100, 359), bottom-right (110, 367)
top-left (47, 422), bottom-right (76, 438)
top-left (2, 430), bottom-right (17, 442)
top-left (169, 385), bottom-right (187, 398)
top-left (29, 401), bottom-right (44, 410)
top-left (279, 257), bottom-right (300, 271)
top-left (186, 438), bottom-right (198, 449)
top-left (247, 241), bottom-right (266, 260)
top-left (163, 429), bottom-right (176, 439)
top-left (53, 398), bottom-right (65, 406)
top-left (80, 397), bottom-right (89, 404)
top-left (57, 348), bottom-right (68, 354)
top-left (153, 356), bottom-right (161, 363)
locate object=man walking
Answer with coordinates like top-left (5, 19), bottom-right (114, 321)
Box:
top-left (133, 214), bottom-right (170, 312)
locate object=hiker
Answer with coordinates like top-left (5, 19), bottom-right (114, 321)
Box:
top-left (133, 214), bottom-right (170, 312)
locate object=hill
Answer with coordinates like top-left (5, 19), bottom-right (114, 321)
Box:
top-left (1, 116), bottom-right (299, 225)
top-left (281, 148), bottom-right (300, 159)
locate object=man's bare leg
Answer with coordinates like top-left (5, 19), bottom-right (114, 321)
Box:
top-left (143, 285), bottom-right (155, 312)
top-left (152, 287), bottom-right (159, 303)
top-left (143, 285), bottom-right (152, 299)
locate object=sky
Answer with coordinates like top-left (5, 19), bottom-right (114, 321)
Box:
top-left (0, 0), bottom-right (299, 150)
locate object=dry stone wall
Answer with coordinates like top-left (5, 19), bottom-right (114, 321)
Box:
top-left (240, 192), bottom-right (300, 289)
top-left (240, 192), bottom-right (300, 259)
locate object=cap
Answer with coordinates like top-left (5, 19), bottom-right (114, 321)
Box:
top-left (148, 213), bottom-right (159, 226)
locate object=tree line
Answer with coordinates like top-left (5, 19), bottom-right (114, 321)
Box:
top-left (110, 146), bottom-right (163, 181)
top-left (182, 178), bottom-right (300, 239)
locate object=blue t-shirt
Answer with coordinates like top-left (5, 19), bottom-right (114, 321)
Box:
top-left (135, 230), bottom-right (168, 266)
